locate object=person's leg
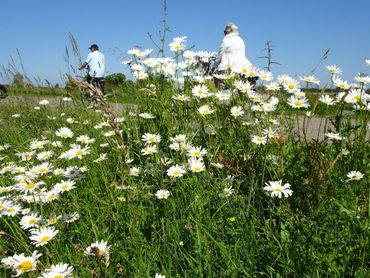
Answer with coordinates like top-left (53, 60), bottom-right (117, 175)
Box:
top-left (99, 79), bottom-right (105, 95)
top-left (92, 78), bottom-right (105, 95)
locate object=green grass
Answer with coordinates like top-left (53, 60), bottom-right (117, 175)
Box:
top-left (6, 83), bottom-right (144, 105)
top-left (0, 75), bottom-right (369, 277)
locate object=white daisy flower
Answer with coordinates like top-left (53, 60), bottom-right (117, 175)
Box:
top-left (251, 135), bottom-right (267, 145)
top-left (263, 180), bottom-right (293, 198)
top-left (62, 212), bottom-right (80, 223)
top-left (230, 106), bottom-right (244, 118)
top-left (325, 132), bottom-right (345, 141)
top-left (39, 263), bottom-right (74, 278)
top-left (1, 251), bottom-right (42, 276)
top-left (167, 164), bottom-right (186, 178)
top-left (192, 84), bottom-right (210, 99)
top-left (142, 133), bottom-right (161, 144)
top-left (198, 105), bottom-right (214, 116)
top-left (141, 145), bottom-right (158, 156)
top-left (347, 171), bottom-right (364, 181)
top-left (55, 127), bottom-right (74, 139)
top-left (155, 189), bottom-right (171, 200)
top-left (187, 146), bottom-right (207, 158)
top-left (85, 240), bottom-right (111, 261)
top-left (129, 167), bottom-right (140, 177)
top-left (76, 135), bottom-right (95, 145)
top-left (188, 158), bottom-right (206, 173)
top-left (54, 179), bottom-right (76, 193)
top-left (19, 213), bottom-right (41, 230)
top-left (220, 186), bottom-right (234, 197)
top-left (29, 227), bottom-right (58, 246)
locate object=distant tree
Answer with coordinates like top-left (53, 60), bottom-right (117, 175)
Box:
top-left (12, 72), bottom-right (26, 87)
top-left (123, 79), bottom-right (135, 91)
top-left (105, 73), bottom-right (126, 86)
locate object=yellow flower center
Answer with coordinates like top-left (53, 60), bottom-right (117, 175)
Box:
top-left (194, 167), bottom-right (202, 172)
top-left (173, 171), bottom-right (180, 176)
top-left (26, 183), bottom-right (35, 189)
top-left (294, 101), bottom-right (302, 107)
top-left (288, 84), bottom-right (295, 90)
top-left (61, 185), bottom-right (69, 190)
top-left (75, 150), bottom-right (84, 156)
top-left (40, 236), bottom-right (51, 243)
top-left (29, 219), bottom-right (37, 225)
top-left (354, 95), bottom-right (361, 101)
top-left (39, 168), bottom-right (47, 173)
top-left (274, 188), bottom-right (283, 192)
top-left (19, 261), bottom-right (33, 271)
top-left (8, 208), bottom-right (16, 213)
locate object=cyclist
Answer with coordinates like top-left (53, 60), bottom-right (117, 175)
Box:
top-left (79, 44), bottom-right (106, 94)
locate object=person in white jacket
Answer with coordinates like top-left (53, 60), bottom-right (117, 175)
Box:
top-left (211, 23), bottom-right (252, 74)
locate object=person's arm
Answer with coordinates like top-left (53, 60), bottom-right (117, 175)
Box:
top-left (79, 53), bottom-right (92, 70)
top-left (79, 62), bottom-right (88, 70)
top-left (211, 39), bottom-right (227, 72)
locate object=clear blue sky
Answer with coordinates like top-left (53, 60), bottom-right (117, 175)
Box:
top-left (1, 0), bottom-right (369, 85)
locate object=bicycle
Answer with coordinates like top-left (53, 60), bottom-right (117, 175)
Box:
top-left (86, 74), bottom-right (105, 96)
top-left (0, 84), bottom-right (8, 99)
top-left (67, 73), bottom-right (106, 107)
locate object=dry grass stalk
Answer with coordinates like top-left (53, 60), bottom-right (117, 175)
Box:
top-left (67, 75), bottom-right (127, 161)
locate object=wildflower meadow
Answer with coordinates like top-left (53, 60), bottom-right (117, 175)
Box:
top-left (0, 35), bottom-right (369, 277)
